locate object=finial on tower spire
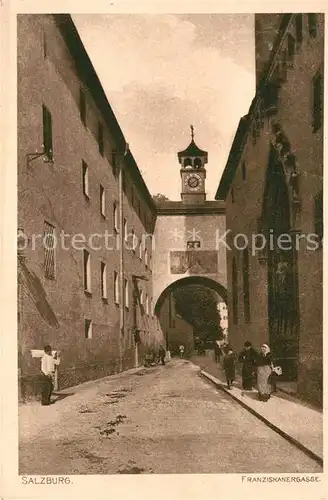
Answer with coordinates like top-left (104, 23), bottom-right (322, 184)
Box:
top-left (190, 124), bottom-right (194, 141)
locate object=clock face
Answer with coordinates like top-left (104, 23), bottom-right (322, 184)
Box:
top-left (185, 173), bottom-right (202, 192)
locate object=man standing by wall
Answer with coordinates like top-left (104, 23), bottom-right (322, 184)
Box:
top-left (40, 345), bottom-right (60, 406)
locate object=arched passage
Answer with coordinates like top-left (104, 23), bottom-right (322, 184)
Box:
top-left (154, 276), bottom-right (227, 315)
top-left (154, 276), bottom-right (227, 356)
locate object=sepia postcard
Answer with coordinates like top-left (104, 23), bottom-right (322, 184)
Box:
top-left (1, 0), bottom-right (327, 499)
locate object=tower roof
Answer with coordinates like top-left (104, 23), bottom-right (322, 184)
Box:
top-left (177, 126), bottom-right (208, 164)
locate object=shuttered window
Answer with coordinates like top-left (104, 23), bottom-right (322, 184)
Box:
top-left (44, 221), bottom-right (56, 280)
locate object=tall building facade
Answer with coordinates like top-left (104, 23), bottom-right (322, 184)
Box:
top-left (216, 14), bottom-right (323, 407)
top-left (17, 14), bottom-right (163, 399)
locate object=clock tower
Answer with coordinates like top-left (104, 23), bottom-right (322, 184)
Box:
top-left (178, 126), bottom-right (208, 204)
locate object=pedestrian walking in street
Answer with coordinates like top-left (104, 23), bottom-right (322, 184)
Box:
top-left (158, 345), bottom-right (166, 365)
top-left (40, 345), bottom-right (60, 406)
top-left (256, 343), bottom-right (273, 402)
top-left (214, 341), bottom-right (222, 363)
top-left (238, 341), bottom-right (257, 392)
top-left (223, 347), bottom-right (236, 389)
top-left (179, 344), bottom-right (185, 359)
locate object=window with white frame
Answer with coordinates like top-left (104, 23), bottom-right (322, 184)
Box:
top-left (114, 271), bottom-right (119, 304)
top-left (100, 185), bottom-right (106, 217)
top-left (82, 160), bottom-right (89, 198)
top-left (101, 261), bottom-right (107, 300)
top-left (83, 249), bottom-right (91, 293)
top-left (139, 239), bottom-right (143, 260)
top-left (131, 229), bottom-right (137, 252)
top-left (124, 278), bottom-right (129, 308)
top-left (113, 202), bottom-right (118, 233)
top-left (84, 319), bottom-right (92, 339)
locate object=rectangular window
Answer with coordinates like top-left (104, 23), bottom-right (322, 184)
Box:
top-left (42, 104), bottom-right (53, 160)
top-left (100, 185), bottom-right (106, 217)
top-left (84, 319), bottom-right (92, 339)
top-left (131, 229), bottom-right (136, 252)
top-left (44, 221), bottom-right (55, 280)
top-left (242, 161), bottom-right (246, 182)
top-left (83, 249), bottom-right (91, 293)
top-left (313, 71), bottom-right (323, 132)
top-left (101, 262), bottom-right (107, 300)
top-left (98, 122), bottom-right (104, 156)
top-left (139, 239), bottom-right (143, 260)
top-left (295, 14), bottom-right (303, 44)
top-left (145, 294), bottom-right (149, 315)
top-left (80, 88), bottom-right (87, 126)
top-left (145, 249), bottom-right (148, 267)
top-left (287, 34), bottom-right (295, 62)
top-left (308, 14), bottom-right (317, 38)
top-left (124, 279), bottom-right (129, 308)
top-left (314, 190), bottom-right (323, 247)
top-left (114, 271), bottom-right (119, 304)
top-left (187, 241), bottom-right (201, 249)
top-left (113, 202), bottom-right (118, 233)
top-left (124, 218), bottom-right (128, 242)
top-left (82, 160), bottom-right (89, 198)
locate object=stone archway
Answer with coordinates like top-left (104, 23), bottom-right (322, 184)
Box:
top-left (154, 275), bottom-right (227, 315)
top-left (154, 276), bottom-right (227, 356)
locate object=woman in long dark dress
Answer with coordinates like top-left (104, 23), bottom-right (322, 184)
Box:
top-left (223, 348), bottom-right (236, 389)
top-left (238, 341), bottom-right (257, 390)
top-left (256, 344), bottom-right (273, 401)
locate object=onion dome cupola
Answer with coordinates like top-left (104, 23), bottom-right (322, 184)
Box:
top-left (178, 125), bottom-right (208, 169)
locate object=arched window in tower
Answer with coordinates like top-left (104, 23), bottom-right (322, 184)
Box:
top-left (243, 248), bottom-right (250, 323)
top-left (184, 158), bottom-right (192, 169)
top-left (194, 158), bottom-right (202, 169)
top-left (232, 257), bottom-right (238, 325)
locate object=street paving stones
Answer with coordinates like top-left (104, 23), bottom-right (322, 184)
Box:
top-left (19, 359), bottom-right (322, 475)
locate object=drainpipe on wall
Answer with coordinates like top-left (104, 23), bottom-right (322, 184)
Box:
top-left (118, 143), bottom-right (129, 373)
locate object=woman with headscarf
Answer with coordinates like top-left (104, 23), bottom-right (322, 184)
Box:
top-left (256, 343), bottom-right (273, 401)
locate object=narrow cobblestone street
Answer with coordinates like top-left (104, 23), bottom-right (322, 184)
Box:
top-left (19, 360), bottom-right (322, 475)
